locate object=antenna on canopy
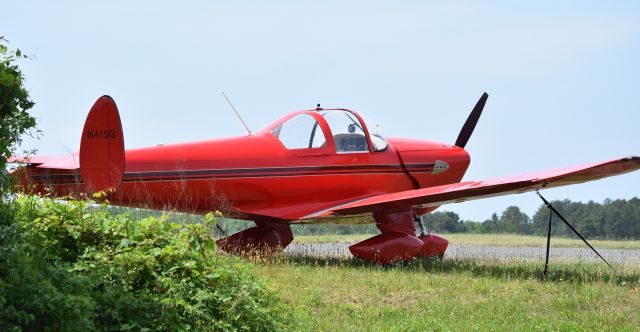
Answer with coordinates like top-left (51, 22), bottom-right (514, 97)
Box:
top-left (221, 92), bottom-right (251, 134)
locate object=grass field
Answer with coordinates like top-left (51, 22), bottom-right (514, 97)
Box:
top-left (252, 234), bottom-right (640, 330)
top-left (254, 256), bottom-right (640, 331)
top-left (293, 233), bottom-right (640, 250)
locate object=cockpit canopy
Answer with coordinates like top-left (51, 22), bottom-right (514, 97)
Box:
top-left (269, 109), bottom-right (388, 153)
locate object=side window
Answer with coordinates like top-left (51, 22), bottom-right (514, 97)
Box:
top-left (271, 114), bottom-right (327, 149)
top-left (321, 110), bottom-right (369, 153)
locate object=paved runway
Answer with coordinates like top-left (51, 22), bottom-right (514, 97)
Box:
top-left (285, 242), bottom-right (640, 264)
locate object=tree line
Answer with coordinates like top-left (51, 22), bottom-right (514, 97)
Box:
top-left (423, 197), bottom-right (640, 240)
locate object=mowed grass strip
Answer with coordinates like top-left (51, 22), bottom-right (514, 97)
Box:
top-left (293, 233), bottom-right (640, 250)
top-left (254, 256), bottom-right (640, 331)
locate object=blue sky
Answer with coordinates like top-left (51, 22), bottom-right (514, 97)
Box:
top-left (3, 1), bottom-right (639, 221)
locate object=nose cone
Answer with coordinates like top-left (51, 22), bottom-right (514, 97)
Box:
top-left (388, 138), bottom-right (470, 188)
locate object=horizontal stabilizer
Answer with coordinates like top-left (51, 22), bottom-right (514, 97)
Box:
top-left (9, 154), bottom-right (79, 169)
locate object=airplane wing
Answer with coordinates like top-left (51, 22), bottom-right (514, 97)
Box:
top-left (307, 156), bottom-right (640, 218)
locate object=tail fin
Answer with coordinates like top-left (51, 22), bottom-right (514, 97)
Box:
top-left (79, 95), bottom-right (125, 194)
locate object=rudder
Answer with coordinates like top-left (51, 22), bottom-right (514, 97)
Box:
top-left (79, 95), bottom-right (125, 194)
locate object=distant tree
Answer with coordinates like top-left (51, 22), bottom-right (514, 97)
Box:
top-left (498, 206), bottom-right (532, 234)
top-left (627, 197), bottom-right (640, 238)
top-left (531, 198), bottom-right (640, 240)
top-left (460, 220), bottom-right (483, 233)
top-left (603, 198), bottom-right (639, 239)
top-left (480, 213), bottom-right (500, 233)
top-left (423, 211), bottom-right (463, 233)
top-left (532, 199), bottom-right (572, 237)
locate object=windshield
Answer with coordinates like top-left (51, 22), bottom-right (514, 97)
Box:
top-left (271, 114), bottom-right (327, 149)
top-left (269, 109), bottom-right (388, 153)
top-left (319, 110), bottom-right (369, 153)
top-left (360, 114), bottom-right (388, 152)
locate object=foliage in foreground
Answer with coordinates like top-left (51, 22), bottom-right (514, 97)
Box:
top-left (0, 36), bottom-right (36, 189)
top-left (1, 197), bottom-right (288, 331)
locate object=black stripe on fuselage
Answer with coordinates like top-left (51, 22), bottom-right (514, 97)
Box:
top-left (122, 163), bottom-right (435, 182)
top-left (30, 174), bottom-right (83, 184)
top-left (30, 163), bottom-right (436, 184)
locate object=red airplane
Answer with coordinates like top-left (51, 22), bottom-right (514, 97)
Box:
top-left (11, 94), bottom-right (640, 264)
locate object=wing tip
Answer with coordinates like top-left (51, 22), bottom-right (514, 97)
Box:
top-left (622, 156), bottom-right (640, 163)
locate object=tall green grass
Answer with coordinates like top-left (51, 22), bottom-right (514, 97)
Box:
top-left (253, 254), bottom-right (640, 331)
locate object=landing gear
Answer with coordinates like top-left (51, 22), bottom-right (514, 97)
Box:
top-left (348, 211), bottom-right (449, 264)
top-left (348, 211), bottom-right (423, 264)
top-left (216, 221), bottom-right (294, 255)
top-left (414, 212), bottom-right (449, 259)
top-left (414, 212), bottom-right (428, 237)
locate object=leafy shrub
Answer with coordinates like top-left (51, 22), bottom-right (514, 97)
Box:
top-left (0, 37), bottom-right (94, 331)
top-left (9, 196), bottom-right (289, 331)
top-left (0, 202), bottom-right (96, 331)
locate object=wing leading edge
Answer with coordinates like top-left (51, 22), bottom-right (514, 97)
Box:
top-left (310, 156), bottom-right (640, 218)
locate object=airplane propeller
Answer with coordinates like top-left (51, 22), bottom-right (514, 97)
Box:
top-left (455, 92), bottom-right (489, 148)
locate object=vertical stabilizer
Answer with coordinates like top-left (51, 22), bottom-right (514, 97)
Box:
top-left (79, 95), bottom-right (125, 194)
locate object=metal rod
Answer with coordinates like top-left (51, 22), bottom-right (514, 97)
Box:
top-left (222, 92), bottom-right (251, 134)
top-left (543, 208), bottom-right (552, 278)
top-left (413, 212), bottom-right (428, 237)
top-left (215, 222), bottom-right (227, 237)
top-left (537, 191), bottom-right (614, 271)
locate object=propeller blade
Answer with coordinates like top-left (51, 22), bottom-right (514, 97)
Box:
top-left (455, 92), bottom-right (488, 148)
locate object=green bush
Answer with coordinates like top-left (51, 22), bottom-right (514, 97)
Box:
top-left (1, 36), bottom-right (93, 331)
top-left (7, 196), bottom-right (289, 331)
top-left (0, 202), bottom-right (96, 331)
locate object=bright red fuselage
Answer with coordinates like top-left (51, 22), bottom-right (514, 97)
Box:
top-left (16, 94), bottom-right (640, 264)
top-left (20, 109), bottom-right (470, 224)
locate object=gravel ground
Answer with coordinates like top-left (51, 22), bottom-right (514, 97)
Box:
top-left (285, 242), bottom-right (640, 264)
